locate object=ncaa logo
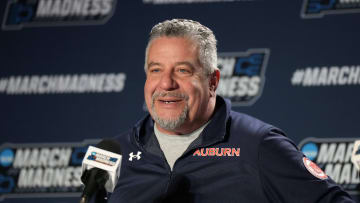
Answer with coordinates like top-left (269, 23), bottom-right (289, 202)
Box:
top-left (301, 0), bottom-right (360, 18)
top-left (217, 48), bottom-right (270, 106)
top-left (0, 149), bottom-right (14, 167)
top-left (300, 142), bottom-right (318, 161)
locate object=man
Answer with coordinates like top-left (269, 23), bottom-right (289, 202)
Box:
top-left (108, 19), bottom-right (354, 202)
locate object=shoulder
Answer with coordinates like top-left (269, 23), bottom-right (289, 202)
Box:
top-left (229, 110), bottom-right (283, 140)
top-left (113, 114), bottom-right (152, 143)
top-left (113, 129), bottom-right (133, 143)
top-left (256, 126), bottom-right (354, 202)
top-left (225, 110), bottom-right (288, 164)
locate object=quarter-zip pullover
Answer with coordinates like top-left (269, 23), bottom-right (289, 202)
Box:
top-left (106, 96), bottom-right (354, 203)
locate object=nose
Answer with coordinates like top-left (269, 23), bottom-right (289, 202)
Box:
top-left (159, 70), bottom-right (179, 91)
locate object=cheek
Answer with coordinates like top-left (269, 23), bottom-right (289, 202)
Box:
top-left (191, 79), bottom-right (208, 94)
top-left (187, 81), bottom-right (206, 104)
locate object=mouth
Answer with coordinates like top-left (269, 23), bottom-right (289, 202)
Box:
top-left (158, 98), bottom-right (183, 104)
top-left (151, 91), bottom-right (189, 108)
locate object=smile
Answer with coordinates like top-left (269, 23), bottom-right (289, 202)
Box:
top-left (158, 99), bottom-right (182, 104)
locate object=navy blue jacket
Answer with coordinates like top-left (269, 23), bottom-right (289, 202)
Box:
top-left (107, 96), bottom-right (353, 203)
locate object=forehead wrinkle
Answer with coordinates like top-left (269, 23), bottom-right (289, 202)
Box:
top-left (147, 61), bottom-right (162, 69)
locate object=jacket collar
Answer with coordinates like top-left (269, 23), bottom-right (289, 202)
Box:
top-left (133, 96), bottom-right (231, 149)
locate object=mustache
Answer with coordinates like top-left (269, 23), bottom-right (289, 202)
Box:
top-left (152, 91), bottom-right (189, 102)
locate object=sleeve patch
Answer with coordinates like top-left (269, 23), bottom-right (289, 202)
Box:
top-left (302, 157), bottom-right (328, 180)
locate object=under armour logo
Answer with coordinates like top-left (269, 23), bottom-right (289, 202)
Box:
top-left (129, 151), bottom-right (142, 161)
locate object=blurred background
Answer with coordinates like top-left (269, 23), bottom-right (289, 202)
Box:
top-left (0, 0), bottom-right (359, 202)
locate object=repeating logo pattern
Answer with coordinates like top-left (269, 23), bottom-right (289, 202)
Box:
top-left (291, 65), bottom-right (360, 87)
top-left (0, 73), bottom-right (126, 95)
top-left (299, 137), bottom-right (360, 194)
top-left (0, 140), bottom-right (99, 200)
top-left (301, 0), bottom-right (360, 18)
top-left (217, 49), bottom-right (270, 106)
top-left (2, 0), bottom-right (117, 30)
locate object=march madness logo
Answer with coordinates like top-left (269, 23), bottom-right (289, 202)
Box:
top-left (0, 140), bottom-right (99, 200)
top-left (301, 0), bottom-right (360, 18)
top-left (2, 0), bottom-right (117, 30)
top-left (87, 151), bottom-right (118, 166)
top-left (291, 65), bottom-right (360, 87)
top-left (299, 137), bottom-right (360, 194)
top-left (217, 49), bottom-right (270, 106)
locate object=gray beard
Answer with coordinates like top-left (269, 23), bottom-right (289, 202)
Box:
top-left (151, 102), bottom-right (189, 131)
top-left (150, 91), bottom-right (189, 131)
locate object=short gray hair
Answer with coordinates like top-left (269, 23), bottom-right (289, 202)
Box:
top-left (144, 19), bottom-right (218, 76)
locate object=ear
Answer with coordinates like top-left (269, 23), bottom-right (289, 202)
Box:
top-left (209, 69), bottom-right (220, 97)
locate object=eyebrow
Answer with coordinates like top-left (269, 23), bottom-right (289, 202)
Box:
top-left (147, 61), bottom-right (196, 70)
top-left (147, 62), bottom-right (162, 69)
top-left (174, 61), bottom-right (195, 70)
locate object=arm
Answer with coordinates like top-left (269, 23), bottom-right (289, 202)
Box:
top-left (258, 128), bottom-right (354, 203)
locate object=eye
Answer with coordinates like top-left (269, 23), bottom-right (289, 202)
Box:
top-left (176, 67), bottom-right (192, 75)
top-left (149, 67), bottom-right (161, 73)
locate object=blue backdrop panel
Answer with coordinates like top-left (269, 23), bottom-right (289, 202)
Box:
top-left (0, 0), bottom-right (359, 202)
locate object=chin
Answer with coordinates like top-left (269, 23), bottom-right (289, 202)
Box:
top-left (156, 112), bottom-right (182, 121)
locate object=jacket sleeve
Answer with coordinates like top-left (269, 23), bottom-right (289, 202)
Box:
top-left (257, 127), bottom-right (355, 203)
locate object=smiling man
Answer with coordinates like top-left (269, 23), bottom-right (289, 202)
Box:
top-left (105, 19), bottom-right (354, 202)
top-left (145, 36), bottom-right (219, 135)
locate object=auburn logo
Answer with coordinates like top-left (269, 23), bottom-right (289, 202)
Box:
top-left (193, 148), bottom-right (240, 157)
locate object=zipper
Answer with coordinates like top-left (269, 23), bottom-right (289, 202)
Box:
top-left (161, 147), bottom-right (173, 196)
top-left (133, 128), bottom-right (175, 200)
top-left (132, 121), bottom-right (225, 199)
top-left (162, 137), bottom-right (224, 201)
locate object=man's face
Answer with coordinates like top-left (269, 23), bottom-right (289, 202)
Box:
top-left (144, 37), bottom-right (212, 134)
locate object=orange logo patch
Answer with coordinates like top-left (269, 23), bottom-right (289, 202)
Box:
top-left (303, 157), bottom-right (328, 180)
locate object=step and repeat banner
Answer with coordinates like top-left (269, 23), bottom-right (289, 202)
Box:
top-left (0, 0), bottom-right (360, 202)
